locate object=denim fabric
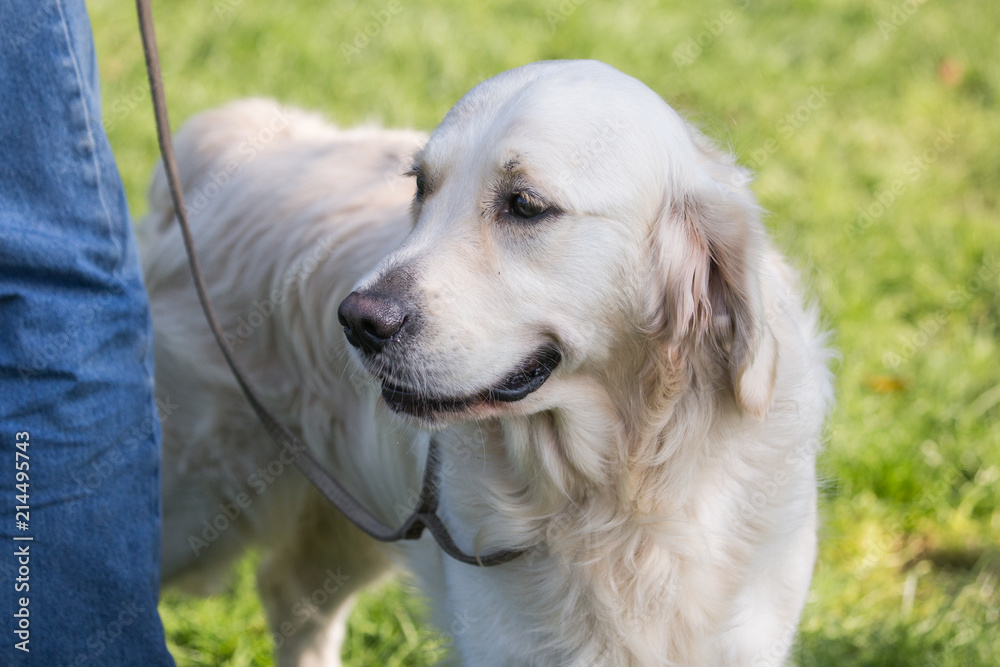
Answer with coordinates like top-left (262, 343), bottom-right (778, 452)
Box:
top-left (0, 0), bottom-right (175, 663)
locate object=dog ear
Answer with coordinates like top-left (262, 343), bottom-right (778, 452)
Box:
top-left (655, 180), bottom-right (778, 419)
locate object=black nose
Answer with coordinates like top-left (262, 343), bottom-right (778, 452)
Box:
top-left (337, 291), bottom-right (408, 355)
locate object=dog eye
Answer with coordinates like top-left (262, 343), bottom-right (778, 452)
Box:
top-left (508, 192), bottom-right (547, 219)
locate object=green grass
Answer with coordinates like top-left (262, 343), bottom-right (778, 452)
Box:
top-left (88, 0), bottom-right (999, 663)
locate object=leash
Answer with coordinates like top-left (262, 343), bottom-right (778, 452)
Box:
top-left (134, 0), bottom-right (524, 566)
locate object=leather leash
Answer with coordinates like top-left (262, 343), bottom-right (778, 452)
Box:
top-left (135, 0), bottom-right (524, 566)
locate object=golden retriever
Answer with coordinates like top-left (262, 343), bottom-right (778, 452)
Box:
top-left (141, 60), bottom-right (832, 666)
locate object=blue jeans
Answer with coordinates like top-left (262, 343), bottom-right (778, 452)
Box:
top-left (0, 1), bottom-right (175, 664)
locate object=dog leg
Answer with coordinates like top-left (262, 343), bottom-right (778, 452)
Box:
top-left (256, 492), bottom-right (393, 667)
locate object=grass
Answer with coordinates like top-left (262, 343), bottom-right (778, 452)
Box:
top-left (88, 0), bottom-right (999, 663)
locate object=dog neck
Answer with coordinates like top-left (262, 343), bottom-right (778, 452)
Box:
top-left (429, 354), bottom-right (739, 663)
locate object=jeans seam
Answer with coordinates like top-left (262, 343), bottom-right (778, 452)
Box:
top-left (53, 0), bottom-right (124, 275)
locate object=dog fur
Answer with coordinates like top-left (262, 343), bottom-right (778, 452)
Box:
top-left (142, 60), bottom-right (832, 666)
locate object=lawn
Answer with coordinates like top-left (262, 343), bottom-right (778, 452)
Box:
top-left (88, 0), bottom-right (999, 664)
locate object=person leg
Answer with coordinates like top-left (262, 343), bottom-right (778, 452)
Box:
top-left (0, 0), bottom-right (175, 663)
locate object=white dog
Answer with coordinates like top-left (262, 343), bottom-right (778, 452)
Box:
top-left (141, 60), bottom-right (832, 666)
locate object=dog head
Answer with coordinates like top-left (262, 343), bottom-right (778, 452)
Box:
top-left (339, 60), bottom-right (776, 424)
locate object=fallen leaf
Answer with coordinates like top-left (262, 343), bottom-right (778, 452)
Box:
top-left (938, 57), bottom-right (965, 87)
top-left (866, 375), bottom-right (908, 393)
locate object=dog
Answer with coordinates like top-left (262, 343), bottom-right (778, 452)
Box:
top-left (141, 60), bottom-right (832, 666)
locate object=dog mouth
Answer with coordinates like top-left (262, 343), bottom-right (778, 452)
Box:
top-left (379, 344), bottom-right (562, 419)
